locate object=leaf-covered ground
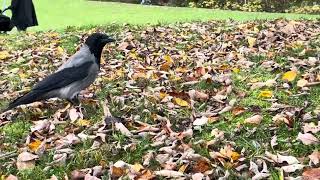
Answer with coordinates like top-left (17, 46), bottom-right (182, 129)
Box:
top-left (0, 19), bottom-right (320, 179)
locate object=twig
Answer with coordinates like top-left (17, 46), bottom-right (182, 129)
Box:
top-left (0, 151), bottom-right (17, 160)
top-left (306, 82), bottom-right (320, 87)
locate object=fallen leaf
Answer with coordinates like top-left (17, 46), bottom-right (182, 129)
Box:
top-left (271, 135), bottom-right (278, 148)
top-left (192, 160), bottom-right (211, 173)
top-left (247, 37), bottom-right (256, 48)
top-left (111, 166), bottom-right (126, 177)
top-left (28, 139), bottom-right (42, 152)
top-left (303, 168), bottom-right (320, 180)
top-left (69, 108), bottom-right (79, 121)
top-left (154, 170), bottom-right (184, 178)
top-left (259, 90), bottom-right (273, 98)
top-left (297, 132), bottom-right (319, 145)
top-left (297, 79), bottom-right (308, 87)
top-left (265, 151), bottom-right (299, 165)
top-left (173, 98), bottom-right (190, 107)
top-left (244, 115), bottom-right (262, 125)
top-left (308, 150), bottom-right (320, 165)
top-left (0, 51), bottom-right (10, 60)
top-left (303, 122), bottom-right (320, 134)
top-left (282, 71), bottom-right (297, 82)
top-left (115, 122), bottom-right (132, 137)
top-left (232, 106), bottom-right (246, 116)
top-left (16, 152), bottom-right (38, 170)
top-left (77, 119), bottom-right (91, 127)
top-left (281, 164), bottom-right (304, 173)
top-left (193, 116), bottom-right (208, 126)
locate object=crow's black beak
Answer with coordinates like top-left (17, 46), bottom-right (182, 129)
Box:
top-left (102, 37), bottom-right (115, 43)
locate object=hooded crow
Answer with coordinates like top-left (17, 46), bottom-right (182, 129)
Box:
top-left (2, 33), bottom-right (115, 112)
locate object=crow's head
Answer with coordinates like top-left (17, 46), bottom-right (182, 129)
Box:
top-left (85, 33), bottom-right (115, 63)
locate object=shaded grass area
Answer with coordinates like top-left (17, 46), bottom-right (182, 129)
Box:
top-left (2, 0), bottom-right (320, 31)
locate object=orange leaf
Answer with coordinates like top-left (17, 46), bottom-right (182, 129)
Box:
top-left (28, 139), bottom-right (42, 152)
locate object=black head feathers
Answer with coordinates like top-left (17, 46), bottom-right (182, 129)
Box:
top-left (85, 33), bottom-right (115, 62)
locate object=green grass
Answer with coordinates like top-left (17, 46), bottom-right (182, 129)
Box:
top-left (2, 0), bottom-right (319, 31)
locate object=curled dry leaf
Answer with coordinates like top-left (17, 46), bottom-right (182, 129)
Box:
top-left (193, 116), bottom-right (208, 126)
top-left (297, 79), bottom-right (308, 88)
top-left (297, 132), bottom-right (319, 145)
top-left (115, 122), bottom-right (132, 137)
top-left (244, 115), bottom-right (262, 125)
top-left (188, 90), bottom-right (209, 101)
top-left (154, 170), bottom-right (184, 178)
top-left (271, 135), bottom-right (278, 148)
top-left (303, 122), bottom-right (320, 134)
top-left (16, 152), bottom-right (39, 170)
top-left (232, 106), bottom-right (246, 116)
top-left (265, 151), bottom-right (300, 165)
top-left (308, 150), bottom-right (320, 165)
top-left (281, 164), bottom-right (304, 173)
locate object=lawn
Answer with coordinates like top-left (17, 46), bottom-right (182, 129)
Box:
top-left (0, 19), bottom-right (319, 179)
top-left (2, 0), bottom-right (320, 31)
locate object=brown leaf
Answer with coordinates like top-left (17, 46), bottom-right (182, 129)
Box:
top-left (303, 168), bottom-right (320, 180)
top-left (297, 132), bottom-right (319, 145)
top-left (232, 106), bottom-right (246, 116)
top-left (16, 152), bottom-right (38, 170)
top-left (309, 150), bottom-right (320, 165)
top-left (192, 160), bottom-right (211, 173)
top-left (111, 166), bottom-right (126, 177)
top-left (244, 115), bottom-right (262, 125)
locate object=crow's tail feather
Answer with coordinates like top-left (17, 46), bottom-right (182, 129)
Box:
top-left (1, 91), bottom-right (42, 113)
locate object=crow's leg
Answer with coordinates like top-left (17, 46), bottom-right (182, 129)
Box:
top-left (68, 94), bottom-right (81, 106)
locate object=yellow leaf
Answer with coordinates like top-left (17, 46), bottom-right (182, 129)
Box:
top-left (282, 71), bottom-right (297, 82)
top-left (163, 54), bottom-right (173, 64)
top-left (259, 90), bottom-right (273, 98)
top-left (247, 37), bottom-right (256, 48)
top-left (174, 98), bottom-right (190, 107)
top-left (232, 68), bottom-right (240, 73)
top-left (28, 139), bottom-right (42, 152)
top-left (77, 119), bottom-right (90, 127)
top-left (57, 46), bottom-right (64, 54)
top-left (159, 92), bottom-right (168, 100)
top-left (0, 51), bottom-right (10, 60)
top-left (19, 73), bottom-right (28, 79)
top-left (178, 164), bottom-right (188, 173)
top-left (132, 163), bottom-right (144, 172)
top-left (231, 151), bottom-right (240, 161)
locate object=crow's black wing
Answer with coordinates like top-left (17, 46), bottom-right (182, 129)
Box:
top-left (33, 61), bottom-right (93, 92)
top-left (2, 61), bottom-right (93, 111)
